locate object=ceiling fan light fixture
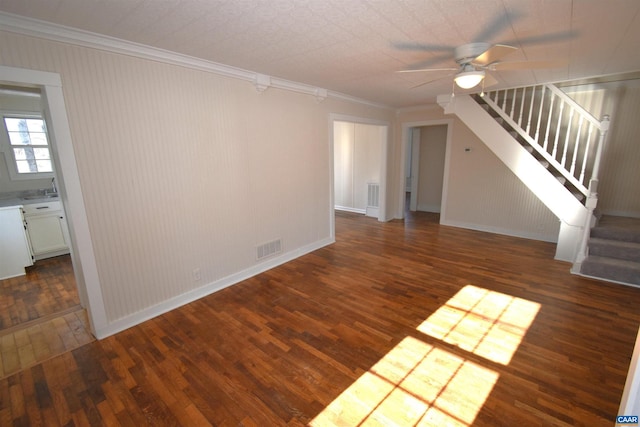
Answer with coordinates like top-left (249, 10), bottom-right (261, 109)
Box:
top-left (454, 69), bottom-right (485, 89)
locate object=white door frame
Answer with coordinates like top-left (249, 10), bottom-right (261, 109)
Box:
top-left (398, 119), bottom-right (453, 220)
top-left (328, 114), bottom-right (390, 239)
top-left (0, 65), bottom-right (107, 337)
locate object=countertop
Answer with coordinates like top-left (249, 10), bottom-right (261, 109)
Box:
top-left (0, 193), bottom-right (60, 208)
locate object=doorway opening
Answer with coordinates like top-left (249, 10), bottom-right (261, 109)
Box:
top-left (399, 120), bottom-right (452, 221)
top-left (0, 65), bottom-right (105, 376)
top-left (0, 84), bottom-right (81, 325)
top-left (0, 83), bottom-right (94, 378)
top-left (330, 114), bottom-right (389, 239)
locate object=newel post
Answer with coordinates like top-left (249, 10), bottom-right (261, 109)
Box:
top-left (591, 115), bottom-right (610, 182)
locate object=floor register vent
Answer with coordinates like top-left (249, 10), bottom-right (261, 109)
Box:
top-left (256, 239), bottom-right (282, 260)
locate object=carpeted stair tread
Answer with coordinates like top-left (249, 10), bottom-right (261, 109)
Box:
top-left (581, 256), bottom-right (640, 286)
top-left (588, 238), bottom-right (640, 262)
top-left (590, 226), bottom-right (640, 244)
top-left (592, 216), bottom-right (640, 243)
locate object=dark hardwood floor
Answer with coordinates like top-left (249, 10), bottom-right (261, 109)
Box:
top-left (0, 255), bottom-right (80, 332)
top-left (2, 211), bottom-right (640, 426)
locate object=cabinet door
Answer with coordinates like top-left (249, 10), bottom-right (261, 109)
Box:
top-left (26, 214), bottom-right (68, 255)
top-left (0, 207), bottom-right (33, 279)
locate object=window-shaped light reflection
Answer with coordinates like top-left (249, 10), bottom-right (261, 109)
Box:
top-left (311, 286), bottom-right (539, 426)
top-left (310, 336), bottom-right (499, 426)
top-left (417, 285), bottom-right (540, 365)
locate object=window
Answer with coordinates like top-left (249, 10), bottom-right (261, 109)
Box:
top-left (2, 115), bottom-right (53, 177)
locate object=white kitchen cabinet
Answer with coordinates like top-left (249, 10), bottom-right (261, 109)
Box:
top-left (0, 206), bottom-right (33, 279)
top-left (23, 200), bottom-right (70, 260)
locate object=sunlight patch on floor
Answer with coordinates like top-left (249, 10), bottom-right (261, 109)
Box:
top-left (310, 336), bottom-right (498, 426)
top-left (310, 285), bottom-right (540, 426)
top-left (417, 285), bottom-right (540, 365)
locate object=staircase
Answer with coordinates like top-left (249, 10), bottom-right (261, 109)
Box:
top-left (437, 84), bottom-right (639, 287)
top-left (581, 216), bottom-right (640, 286)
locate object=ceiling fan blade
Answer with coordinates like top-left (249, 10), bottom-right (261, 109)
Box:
top-left (483, 73), bottom-right (499, 88)
top-left (472, 10), bottom-right (522, 43)
top-left (403, 53), bottom-right (453, 70)
top-left (502, 30), bottom-right (577, 47)
top-left (391, 41), bottom-right (453, 52)
top-left (490, 60), bottom-right (567, 71)
top-left (397, 67), bottom-right (458, 74)
top-left (472, 44), bottom-right (518, 66)
top-left (411, 74), bottom-right (454, 89)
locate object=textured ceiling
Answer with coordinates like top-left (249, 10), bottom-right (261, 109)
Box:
top-left (1, 0), bottom-right (639, 107)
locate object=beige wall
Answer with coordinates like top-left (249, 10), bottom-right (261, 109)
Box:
top-left (0, 30), bottom-right (394, 331)
top-left (563, 83), bottom-right (640, 217)
top-left (416, 124), bottom-right (446, 213)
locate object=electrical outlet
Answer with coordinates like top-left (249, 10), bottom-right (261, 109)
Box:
top-left (192, 268), bottom-right (201, 281)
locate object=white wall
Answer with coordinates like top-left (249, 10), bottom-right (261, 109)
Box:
top-left (333, 121), bottom-right (383, 212)
top-left (334, 121), bottom-right (355, 210)
top-left (0, 30), bottom-right (394, 336)
top-left (394, 107), bottom-right (561, 243)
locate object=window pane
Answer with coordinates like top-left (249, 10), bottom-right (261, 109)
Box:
top-left (13, 147), bottom-right (27, 160)
top-left (36, 160), bottom-right (52, 172)
top-left (29, 132), bottom-right (48, 146)
top-left (26, 119), bottom-right (45, 133)
top-left (16, 160), bottom-right (36, 173)
top-left (4, 116), bottom-right (53, 176)
top-left (8, 131), bottom-right (30, 145)
top-left (33, 147), bottom-right (50, 160)
top-left (4, 118), bottom-right (26, 132)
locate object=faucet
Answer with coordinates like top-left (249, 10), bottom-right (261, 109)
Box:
top-left (51, 177), bottom-right (57, 194)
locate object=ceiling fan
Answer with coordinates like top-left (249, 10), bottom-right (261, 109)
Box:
top-left (395, 11), bottom-right (572, 91)
top-left (398, 41), bottom-right (564, 91)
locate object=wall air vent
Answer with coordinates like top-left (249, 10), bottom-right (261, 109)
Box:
top-left (256, 239), bottom-right (282, 260)
top-left (366, 182), bottom-right (380, 218)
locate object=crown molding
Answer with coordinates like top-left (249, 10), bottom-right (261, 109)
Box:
top-left (0, 11), bottom-right (391, 110)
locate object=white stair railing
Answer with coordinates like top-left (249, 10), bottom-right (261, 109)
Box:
top-left (477, 84), bottom-right (611, 265)
top-left (480, 84), bottom-right (609, 199)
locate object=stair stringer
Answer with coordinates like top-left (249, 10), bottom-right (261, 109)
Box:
top-left (437, 94), bottom-right (588, 262)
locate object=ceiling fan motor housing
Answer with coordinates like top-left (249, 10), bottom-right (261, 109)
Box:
top-left (454, 42), bottom-right (491, 65)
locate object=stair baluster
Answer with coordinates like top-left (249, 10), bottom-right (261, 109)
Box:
top-left (518, 87), bottom-right (526, 128)
top-left (579, 125), bottom-right (594, 184)
top-left (561, 107), bottom-right (574, 168)
top-left (569, 116), bottom-right (584, 176)
top-left (543, 94), bottom-right (554, 150)
top-left (552, 100), bottom-right (564, 159)
top-left (526, 86), bottom-right (535, 134)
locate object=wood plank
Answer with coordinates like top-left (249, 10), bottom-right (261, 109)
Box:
top-left (0, 255), bottom-right (80, 332)
top-left (0, 308), bottom-right (94, 380)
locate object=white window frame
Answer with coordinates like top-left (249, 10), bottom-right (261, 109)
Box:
top-left (0, 110), bottom-right (54, 181)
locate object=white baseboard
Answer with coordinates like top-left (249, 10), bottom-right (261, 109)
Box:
top-left (35, 249), bottom-right (70, 261)
top-left (94, 236), bottom-right (335, 339)
top-left (440, 219), bottom-right (558, 243)
top-left (416, 204), bottom-right (441, 213)
top-left (335, 206), bottom-right (365, 214)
